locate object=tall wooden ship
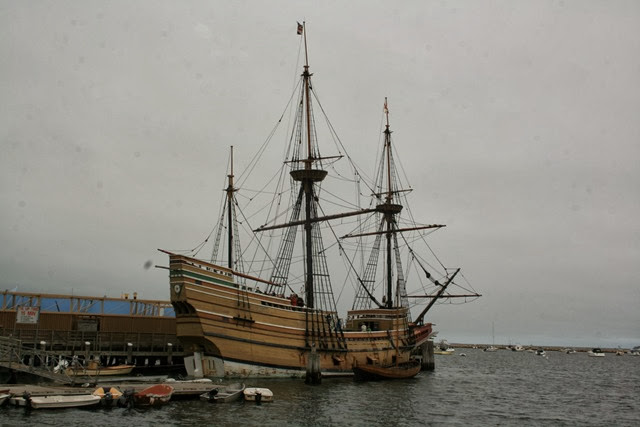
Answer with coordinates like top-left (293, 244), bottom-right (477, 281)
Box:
top-left (162, 23), bottom-right (476, 379)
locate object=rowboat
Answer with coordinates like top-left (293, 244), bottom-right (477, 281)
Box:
top-left (132, 384), bottom-right (174, 407)
top-left (243, 387), bottom-right (273, 402)
top-left (200, 383), bottom-right (245, 403)
top-left (0, 391), bottom-right (10, 406)
top-left (215, 383), bottom-right (245, 403)
top-left (353, 359), bottom-right (421, 381)
top-left (10, 393), bottom-right (101, 409)
top-left (66, 362), bottom-right (135, 377)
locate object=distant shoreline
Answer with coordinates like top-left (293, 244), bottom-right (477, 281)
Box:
top-left (448, 343), bottom-right (633, 353)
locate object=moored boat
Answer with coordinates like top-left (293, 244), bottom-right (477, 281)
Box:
top-left (132, 384), bottom-right (174, 407)
top-left (243, 387), bottom-right (273, 402)
top-left (10, 393), bottom-right (101, 409)
top-left (535, 348), bottom-right (546, 356)
top-left (200, 382), bottom-right (245, 403)
top-left (66, 361), bottom-right (135, 377)
top-left (162, 22), bottom-right (478, 380)
top-left (92, 387), bottom-right (123, 406)
top-left (434, 340), bottom-right (455, 355)
top-left (588, 348), bottom-right (605, 357)
top-left (352, 359), bottom-right (421, 381)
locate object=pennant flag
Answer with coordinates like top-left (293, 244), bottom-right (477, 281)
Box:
top-left (297, 22), bottom-right (303, 35)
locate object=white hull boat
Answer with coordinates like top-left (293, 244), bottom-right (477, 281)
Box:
top-left (11, 394), bottom-right (101, 409)
top-left (243, 387), bottom-right (273, 402)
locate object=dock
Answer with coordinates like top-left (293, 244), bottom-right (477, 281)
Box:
top-left (1, 291), bottom-right (187, 383)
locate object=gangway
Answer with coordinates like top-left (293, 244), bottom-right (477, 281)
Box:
top-left (0, 336), bottom-right (95, 384)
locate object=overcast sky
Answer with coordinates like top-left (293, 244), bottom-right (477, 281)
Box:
top-left (2, 1), bottom-right (639, 348)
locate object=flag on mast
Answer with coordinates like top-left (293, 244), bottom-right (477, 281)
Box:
top-left (297, 22), bottom-right (303, 35)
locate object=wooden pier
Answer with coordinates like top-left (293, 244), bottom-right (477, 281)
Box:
top-left (1, 291), bottom-right (187, 383)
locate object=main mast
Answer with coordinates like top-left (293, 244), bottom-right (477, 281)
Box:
top-left (289, 22), bottom-right (327, 309)
top-left (227, 146), bottom-right (235, 270)
top-left (379, 98), bottom-right (403, 308)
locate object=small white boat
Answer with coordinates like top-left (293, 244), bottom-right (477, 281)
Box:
top-left (483, 346), bottom-right (498, 352)
top-left (435, 340), bottom-right (455, 355)
top-left (588, 348), bottom-right (605, 357)
top-left (243, 387), bottom-right (273, 402)
top-left (535, 348), bottom-right (546, 356)
top-left (11, 394), bottom-right (101, 409)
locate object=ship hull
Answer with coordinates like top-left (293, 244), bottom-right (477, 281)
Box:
top-left (168, 253), bottom-right (432, 378)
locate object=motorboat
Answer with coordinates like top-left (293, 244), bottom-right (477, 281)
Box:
top-left (535, 348), bottom-right (546, 356)
top-left (588, 348), bottom-right (605, 357)
top-left (434, 340), bottom-right (455, 355)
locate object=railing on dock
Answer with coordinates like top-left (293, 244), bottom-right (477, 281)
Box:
top-left (0, 328), bottom-right (185, 383)
top-left (0, 336), bottom-right (76, 383)
top-left (1, 327), bottom-right (181, 356)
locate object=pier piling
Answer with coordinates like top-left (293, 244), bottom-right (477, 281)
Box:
top-left (305, 345), bottom-right (321, 384)
top-left (420, 341), bottom-right (435, 371)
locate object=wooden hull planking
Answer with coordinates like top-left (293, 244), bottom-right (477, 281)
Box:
top-left (169, 254), bottom-right (432, 378)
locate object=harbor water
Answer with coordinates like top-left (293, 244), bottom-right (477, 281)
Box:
top-left (1, 348), bottom-right (638, 426)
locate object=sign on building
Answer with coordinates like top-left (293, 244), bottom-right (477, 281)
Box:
top-left (16, 306), bottom-right (40, 324)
